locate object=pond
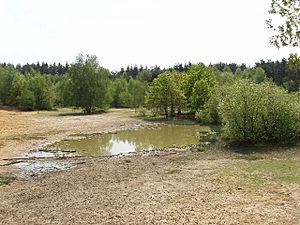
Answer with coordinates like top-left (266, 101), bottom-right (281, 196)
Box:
top-left (49, 124), bottom-right (210, 157)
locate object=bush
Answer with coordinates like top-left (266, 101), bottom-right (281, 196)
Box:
top-left (195, 108), bottom-right (211, 124)
top-left (218, 80), bottom-right (300, 144)
top-left (19, 89), bottom-right (36, 111)
top-left (195, 95), bottom-right (220, 124)
top-left (136, 107), bottom-right (147, 117)
top-left (29, 74), bottom-right (53, 110)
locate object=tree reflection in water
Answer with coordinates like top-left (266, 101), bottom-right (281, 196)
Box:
top-left (53, 125), bottom-right (210, 157)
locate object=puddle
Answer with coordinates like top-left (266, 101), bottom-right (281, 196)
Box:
top-left (13, 161), bottom-right (75, 178)
top-left (49, 124), bottom-right (210, 157)
top-left (7, 150), bottom-right (78, 179)
top-left (20, 150), bottom-right (76, 158)
top-left (10, 124), bottom-right (211, 178)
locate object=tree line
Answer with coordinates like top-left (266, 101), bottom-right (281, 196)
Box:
top-left (145, 60), bottom-right (300, 144)
top-left (1, 54), bottom-right (300, 144)
top-left (0, 0), bottom-right (298, 144)
top-left (0, 54), bottom-right (300, 113)
top-left (0, 62), bottom-right (70, 76)
top-left (2, 58), bottom-right (299, 90)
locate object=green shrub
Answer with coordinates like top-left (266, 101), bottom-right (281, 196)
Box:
top-left (136, 107), bottom-right (147, 117)
top-left (0, 176), bottom-right (15, 185)
top-left (218, 80), bottom-right (300, 144)
top-left (29, 74), bottom-right (53, 110)
top-left (19, 89), bottom-right (36, 111)
top-left (195, 108), bottom-right (211, 124)
top-left (195, 95), bottom-right (220, 124)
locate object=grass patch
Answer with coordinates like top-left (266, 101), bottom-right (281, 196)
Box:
top-left (279, 175), bottom-right (300, 183)
top-left (110, 108), bottom-right (137, 117)
top-left (216, 166), bottom-right (267, 190)
top-left (245, 160), bottom-right (300, 184)
top-left (225, 142), bottom-right (300, 161)
top-left (57, 108), bottom-right (106, 116)
top-left (36, 107), bottom-right (107, 117)
top-left (0, 176), bottom-right (15, 185)
top-left (236, 154), bottom-right (264, 161)
top-left (216, 159), bottom-right (300, 190)
top-left (34, 107), bottom-right (135, 117)
top-left (142, 117), bottom-right (198, 125)
top-left (34, 108), bottom-right (83, 117)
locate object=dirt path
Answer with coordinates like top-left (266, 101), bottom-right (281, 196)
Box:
top-left (0, 108), bottom-right (299, 224)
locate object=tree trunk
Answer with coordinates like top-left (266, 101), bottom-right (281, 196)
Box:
top-left (170, 102), bottom-right (175, 118)
top-left (164, 107), bottom-right (168, 118)
top-left (84, 105), bottom-right (92, 114)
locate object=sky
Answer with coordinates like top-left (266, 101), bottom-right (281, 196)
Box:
top-left (0, 0), bottom-right (298, 70)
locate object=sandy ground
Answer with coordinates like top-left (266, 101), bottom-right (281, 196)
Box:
top-left (0, 151), bottom-right (299, 225)
top-left (0, 108), bottom-right (146, 168)
top-left (0, 108), bottom-right (299, 225)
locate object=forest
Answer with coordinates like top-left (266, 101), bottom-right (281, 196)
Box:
top-left (1, 53), bottom-right (300, 144)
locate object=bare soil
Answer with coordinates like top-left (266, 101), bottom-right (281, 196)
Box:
top-left (0, 108), bottom-right (146, 168)
top-left (0, 108), bottom-right (299, 225)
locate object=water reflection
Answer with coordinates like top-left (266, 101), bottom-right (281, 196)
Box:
top-left (52, 125), bottom-right (209, 157)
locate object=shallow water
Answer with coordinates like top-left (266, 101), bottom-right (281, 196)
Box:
top-left (50, 124), bottom-right (210, 157)
top-left (9, 150), bottom-right (77, 178)
top-left (20, 150), bottom-right (76, 158)
top-left (13, 161), bottom-right (74, 178)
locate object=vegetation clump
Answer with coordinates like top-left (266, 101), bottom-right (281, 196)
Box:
top-left (68, 54), bottom-right (112, 114)
top-left (1, 52), bottom-right (300, 146)
top-left (0, 176), bottom-right (15, 185)
top-left (145, 71), bottom-right (186, 118)
top-left (217, 80), bottom-right (300, 144)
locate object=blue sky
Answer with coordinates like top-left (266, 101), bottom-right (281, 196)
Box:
top-left (0, 0), bottom-right (297, 70)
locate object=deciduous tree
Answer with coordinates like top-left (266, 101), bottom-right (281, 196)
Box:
top-left (69, 54), bottom-right (111, 113)
top-left (185, 64), bottom-right (217, 112)
top-left (146, 71), bottom-right (185, 118)
top-left (267, 0), bottom-right (300, 47)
